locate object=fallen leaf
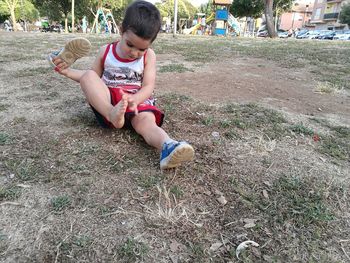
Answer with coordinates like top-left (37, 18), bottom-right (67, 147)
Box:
top-left (236, 240), bottom-right (260, 259)
top-left (170, 240), bottom-right (180, 253)
top-left (262, 190), bottom-right (269, 199)
top-left (244, 222), bottom-right (256, 228)
top-left (210, 242), bottom-right (223, 252)
top-left (217, 196), bottom-right (227, 205)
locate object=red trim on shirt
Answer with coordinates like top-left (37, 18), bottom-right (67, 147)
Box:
top-left (143, 50), bottom-right (148, 66)
top-left (112, 42), bottom-right (137, 63)
top-left (102, 44), bottom-right (111, 67)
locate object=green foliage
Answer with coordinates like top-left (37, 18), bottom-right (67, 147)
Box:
top-left (230, 0), bottom-right (293, 18)
top-left (340, 3), bottom-right (350, 27)
top-left (230, 0), bottom-right (264, 19)
top-left (156, 0), bottom-right (197, 20)
top-left (34, 0), bottom-right (71, 21)
top-left (14, 0), bottom-right (39, 21)
top-left (199, 1), bottom-right (213, 17)
top-left (0, 1), bottom-right (10, 16)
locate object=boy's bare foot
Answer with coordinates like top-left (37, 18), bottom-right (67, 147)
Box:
top-left (109, 95), bottom-right (128, 128)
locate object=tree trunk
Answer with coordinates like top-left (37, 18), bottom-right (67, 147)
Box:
top-left (264, 0), bottom-right (277, 38)
top-left (65, 18), bottom-right (68, 33)
top-left (10, 7), bottom-right (17, 31)
top-left (71, 0), bottom-right (75, 33)
top-left (5, 0), bottom-right (18, 31)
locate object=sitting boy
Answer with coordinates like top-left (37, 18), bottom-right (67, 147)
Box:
top-left (50, 1), bottom-right (194, 169)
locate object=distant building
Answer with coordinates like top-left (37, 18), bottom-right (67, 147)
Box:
top-left (279, 0), bottom-right (314, 31)
top-left (310, 0), bottom-right (350, 30)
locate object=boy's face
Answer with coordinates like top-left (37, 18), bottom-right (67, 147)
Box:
top-left (119, 30), bottom-right (152, 60)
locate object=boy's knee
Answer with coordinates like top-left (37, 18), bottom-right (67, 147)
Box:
top-left (80, 69), bottom-right (98, 81)
top-left (132, 113), bottom-right (156, 131)
top-left (80, 70), bottom-right (97, 84)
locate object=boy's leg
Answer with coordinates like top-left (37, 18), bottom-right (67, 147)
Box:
top-left (80, 70), bottom-right (127, 128)
top-left (131, 111), bottom-right (168, 150)
top-left (131, 112), bottom-right (194, 169)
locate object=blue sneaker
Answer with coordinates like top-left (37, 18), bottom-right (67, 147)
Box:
top-left (160, 141), bottom-right (194, 169)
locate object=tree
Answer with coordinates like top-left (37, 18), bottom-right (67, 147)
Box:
top-left (230, 0), bottom-right (264, 19)
top-left (230, 0), bottom-right (293, 37)
top-left (199, 1), bottom-right (213, 17)
top-left (35, 0), bottom-right (71, 32)
top-left (339, 3), bottom-right (350, 27)
top-left (156, 0), bottom-right (197, 22)
top-left (263, 0), bottom-right (277, 37)
top-left (0, 0), bottom-right (19, 31)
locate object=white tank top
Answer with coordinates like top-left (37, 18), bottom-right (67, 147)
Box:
top-left (101, 42), bottom-right (146, 91)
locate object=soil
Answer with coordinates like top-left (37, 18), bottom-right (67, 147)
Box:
top-left (156, 54), bottom-right (350, 126)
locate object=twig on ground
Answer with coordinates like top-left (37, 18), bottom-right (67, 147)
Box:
top-left (340, 243), bottom-right (350, 261)
top-left (0, 202), bottom-right (24, 206)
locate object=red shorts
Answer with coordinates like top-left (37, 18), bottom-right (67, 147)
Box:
top-left (91, 87), bottom-right (164, 129)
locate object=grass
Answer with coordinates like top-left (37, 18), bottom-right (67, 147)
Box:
top-left (0, 185), bottom-right (22, 201)
top-left (5, 159), bottom-right (39, 181)
top-left (154, 35), bottom-right (350, 89)
top-left (198, 102), bottom-right (288, 139)
top-left (289, 122), bottom-right (314, 136)
top-left (0, 33), bottom-right (349, 262)
top-left (314, 81), bottom-right (343, 94)
top-left (159, 63), bottom-right (192, 73)
top-left (268, 175), bottom-right (334, 227)
top-left (0, 104), bottom-right (9, 112)
top-left (51, 195), bottom-right (72, 212)
top-left (118, 238), bottom-right (149, 262)
top-left (0, 132), bottom-right (11, 145)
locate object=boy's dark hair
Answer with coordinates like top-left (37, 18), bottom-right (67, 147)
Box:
top-left (122, 0), bottom-right (161, 42)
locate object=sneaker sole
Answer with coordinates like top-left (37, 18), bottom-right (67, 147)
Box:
top-left (160, 144), bottom-right (195, 169)
top-left (48, 38), bottom-right (91, 67)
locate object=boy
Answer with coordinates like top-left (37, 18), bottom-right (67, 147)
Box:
top-left (51, 0), bottom-right (194, 169)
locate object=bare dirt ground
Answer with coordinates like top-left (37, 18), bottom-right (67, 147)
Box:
top-left (157, 54), bottom-right (350, 125)
top-left (0, 32), bottom-right (349, 263)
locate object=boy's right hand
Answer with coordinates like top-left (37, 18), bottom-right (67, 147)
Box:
top-left (52, 57), bottom-right (69, 76)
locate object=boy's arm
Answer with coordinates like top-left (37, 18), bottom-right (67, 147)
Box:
top-left (128, 49), bottom-right (157, 107)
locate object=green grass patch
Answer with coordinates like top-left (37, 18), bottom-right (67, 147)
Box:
top-left (5, 159), bottom-right (39, 181)
top-left (220, 103), bottom-right (287, 139)
top-left (0, 185), bottom-right (22, 201)
top-left (170, 185), bottom-right (184, 199)
top-left (269, 176), bottom-right (334, 227)
top-left (0, 104), bottom-right (9, 112)
top-left (137, 175), bottom-right (161, 189)
top-left (289, 123), bottom-right (314, 136)
top-left (316, 125), bottom-right (350, 161)
top-left (159, 63), bottom-right (192, 73)
top-left (51, 195), bottom-right (72, 211)
top-left (318, 136), bottom-right (349, 161)
top-left (0, 132), bottom-right (11, 145)
top-left (118, 238), bottom-right (149, 262)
